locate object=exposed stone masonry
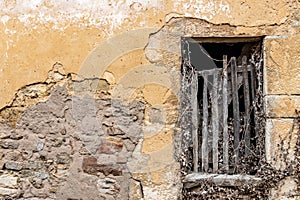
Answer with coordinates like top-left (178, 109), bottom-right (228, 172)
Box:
top-left (0, 67), bottom-right (145, 199)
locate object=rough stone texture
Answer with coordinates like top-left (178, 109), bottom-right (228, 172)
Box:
top-left (0, 174), bottom-right (18, 188)
top-left (129, 179), bottom-right (144, 200)
top-left (265, 35), bottom-right (300, 95)
top-left (0, 79), bottom-right (145, 199)
top-left (266, 95), bottom-right (300, 118)
top-left (0, 1), bottom-right (300, 199)
top-left (270, 177), bottom-right (299, 199)
top-left (0, 174), bottom-right (21, 198)
top-left (265, 119), bottom-right (299, 169)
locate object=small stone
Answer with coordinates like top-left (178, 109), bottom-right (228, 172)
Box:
top-left (97, 178), bottom-right (120, 195)
top-left (5, 161), bottom-right (23, 171)
top-left (10, 132), bottom-right (23, 140)
top-left (53, 72), bottom-right (65, 80)
top-left (0, 161), bottom-right (4, 169)
top-left (4, 151), bottom-right (21, 161)
top-left (98, 137), bottom-right (123, 154)
top-left (82, 156), bottom-right (97, 174)
top-left (35, 171), bottom-right (49, 180)
top-left (21, 149), bottom-right (33, 160)
top-left (49, 185), bottom-right (59, 193)
top-left (79, 147), bottom-right (90, 155)
top-left (54, 137), bottom-right (64, 147)
top-left (56, 152), bottom-right (71, 164)
top-left (103, 126), bottom-right (125, 136)
top-left (102, 71), bottom-right (115, 85)
top-left (38, 134), bottom-right (46, 139)
top-left (47, 159), bottom-right (54, 163)
top-left (123, 139), bottom-right (136, 151)
top-left (23, 161), bottom-right (39, 170)
top-left (82, 157), bottom-right (122, 176)
top-left (20, 170), bottom-right (34, 178)
top-left (0, 187), bottom-right (19, 196)
top-left (47, 136), bottom-right (63, 147)
top-left (0, 132), bottom-right (10, 139)
top-left (36, 139), bottom-right (43, 151)
top-left (29, 177), bottom-right (43, 189)
top-left (0, 174), bottom-right (18, 188)
top-left (0, 141), bottom-right (19, 149)
top-left (129, 179), bottom-right (143, 200)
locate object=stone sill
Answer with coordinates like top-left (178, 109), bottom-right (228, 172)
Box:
top-left (183, 173), bottom-right (262, 188)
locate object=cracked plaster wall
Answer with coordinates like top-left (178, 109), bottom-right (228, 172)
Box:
top-left (0, 0), bottom-right (300, 199)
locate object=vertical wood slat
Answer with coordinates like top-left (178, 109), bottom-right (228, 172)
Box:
top-left (242, 56), bottom-right (251, 155)
top-left (231, 57), bottom-right (240, 165)
top-left (222, 55), bottom-right (229, 172)
top-left (202, 74), bottom-right (209, 172)
top-left (212, 73), bottom-right (219, 173)
top-left (250, 66), bottom-right (256, 107)
top-left (191, 71), bottom-right (199, 172)
top-left (250, 63), bottom-right (258, 154)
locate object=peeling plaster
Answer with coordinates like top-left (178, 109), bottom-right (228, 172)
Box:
top-left (0, 0), bottom-right (164, 32)
top-left (173, 0), bottom-right (231, 20)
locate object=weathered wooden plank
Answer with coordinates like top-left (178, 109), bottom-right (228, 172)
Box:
top-left (197, 68), bottom-right (222, 76)
top-left (191, 71), bottom-right (199, 172)
top-left (187, 37), bottom-right (262, 43)
top-left (231, 57), bottom-right (240, 165)
top-left (230, 65), bottom-right (252, 73)
top-left (212, 73), bottom-right (219, 173)
top-left (250, 65), bottom-right (256, 103)
top-left (197, 65), bottom-right (251, 76)
top-left (250, 63), bottom-right (258, 154)
top-left (222, 55), bottom-right (229, 172)
top-left (242, 56), bottom-right (251, 155)
top-left (183, 173), bottom-right (262, 188)
top-left (202, 74), bottom-right (209, 172)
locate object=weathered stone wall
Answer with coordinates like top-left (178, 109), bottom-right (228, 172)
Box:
top-left (0, 0), bottom-right (299, 199)
top-left (0, 66), bottom-right (146, 199)
top-left (264, 35), bottom-right (300, 199)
